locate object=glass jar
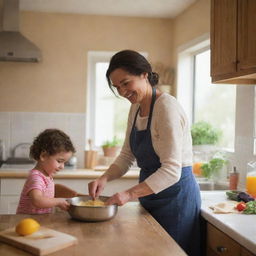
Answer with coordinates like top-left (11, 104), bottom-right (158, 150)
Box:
top-left (246, 161), bottom-right (256, 198)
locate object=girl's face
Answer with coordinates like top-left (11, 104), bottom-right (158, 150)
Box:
top-left (39, 151), bottom-right (72, 177)
top-left (109, 68), bottom-right (150, 104)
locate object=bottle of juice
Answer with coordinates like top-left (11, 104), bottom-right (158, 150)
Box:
top-left (246, 161), bottom-right (256, 198)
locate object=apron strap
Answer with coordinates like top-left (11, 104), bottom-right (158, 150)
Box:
top-left (131, 86), bottom-right (157, 131)
top-left (146, 87), bottom-right (156, 130)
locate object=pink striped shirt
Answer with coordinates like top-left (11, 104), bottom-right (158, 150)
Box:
top-left (16, 169), bottom-right (54, 214)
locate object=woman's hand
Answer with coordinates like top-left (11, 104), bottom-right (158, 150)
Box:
top-left (105, 191), bottom-right (132, 206)
top-left (88, 175), bottom-right (108, 199)
top-left (105, 182), bottom-right (154, 206)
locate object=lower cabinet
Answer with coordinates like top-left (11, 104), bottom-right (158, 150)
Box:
top-left (207, 223), bottom-right (255, 256)
top-left (0, 177), bottom-right (137, 214)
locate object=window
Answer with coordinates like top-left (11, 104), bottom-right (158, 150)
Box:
top-left (177, 36), bottom-right (236, 150)
top-left (193, 50), bottom-right (236, 149)
top-left (87, 51), bottom-right (148, 149)
top-left (87, 52), bottom-right (130, 148)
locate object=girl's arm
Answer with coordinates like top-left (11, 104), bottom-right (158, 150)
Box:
top-left (29, 189), bottom-right (70, 210)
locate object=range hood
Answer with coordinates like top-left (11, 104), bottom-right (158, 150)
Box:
top-left (0, 0), bottom-right (41, 62)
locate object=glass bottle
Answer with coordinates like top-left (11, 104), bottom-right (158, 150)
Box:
top-left (229, 166), bottom-right (239, 190)
top-left (246, 161), bottom-right (256, 198)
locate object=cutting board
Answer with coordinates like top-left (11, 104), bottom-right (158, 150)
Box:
top-left (0, 226), bottom-right (78, 256)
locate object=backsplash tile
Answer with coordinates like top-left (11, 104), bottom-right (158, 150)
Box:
top-left (0, 112), bottom-right (86, 168)
top-left (0, 112), bottom-right (11, 160)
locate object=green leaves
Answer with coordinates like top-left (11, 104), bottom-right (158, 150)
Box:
top-left (243, 201), bottom-right (256, 214)
top-left (201, 158), bottom-right (226, 179)
top-left (191, 121), bottom-right (222, 145)
top-left (102, 136), bottom-right (122, 148)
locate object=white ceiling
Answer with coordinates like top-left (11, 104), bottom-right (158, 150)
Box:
top-left (20, 0), bottom-right (198, 18)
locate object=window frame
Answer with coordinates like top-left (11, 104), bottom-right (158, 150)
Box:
top-left (86, 51), bottom-right (117, 148)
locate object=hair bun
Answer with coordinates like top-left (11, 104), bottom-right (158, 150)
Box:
top-left (148, 72), bottom-right (159, 86)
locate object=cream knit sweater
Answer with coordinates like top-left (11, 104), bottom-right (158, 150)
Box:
top-left (113, 93), bottom-right (193, 194)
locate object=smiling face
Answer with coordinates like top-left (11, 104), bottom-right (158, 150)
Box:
top-left (110, 68), bottom-right (151, 104)
top-left (38, 151), bottom-right (72, 177)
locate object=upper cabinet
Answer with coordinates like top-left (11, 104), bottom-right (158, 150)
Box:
top-left (210, 0), bottom-right (256, 84)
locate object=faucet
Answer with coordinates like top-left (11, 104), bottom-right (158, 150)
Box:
top-left (11, 143), bottom-right (32, 158)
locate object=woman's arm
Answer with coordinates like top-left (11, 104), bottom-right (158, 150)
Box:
top-left (101, 163), bottom-right (125, 181)
top-left (88, 164), bottom-right (124, 199)
top-left (144, 95), bottom-right (192, 194)
top-left (89, 105), bottom-right (138, 199)
top-left (106, 181), bottom-right (154, 206)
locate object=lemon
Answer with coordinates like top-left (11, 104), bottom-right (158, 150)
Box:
top-left (15, 218), bottom-right (40, 236)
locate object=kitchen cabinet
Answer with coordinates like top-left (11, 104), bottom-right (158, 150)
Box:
top-left (210, 0), bottom-right (256, 84)
top-left (207, 223), bottom-right (256, 256)
top-left (241, 248), bottom-right (255, 256)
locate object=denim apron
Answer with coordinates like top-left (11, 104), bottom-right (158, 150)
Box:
top-left (129, 87), bottom-right (201, 256)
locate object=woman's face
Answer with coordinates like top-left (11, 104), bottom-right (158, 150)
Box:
top-left (109, 68), bottom-right (150, 104)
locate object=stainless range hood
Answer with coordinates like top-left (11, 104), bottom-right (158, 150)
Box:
top-left (0, 0), bottom-right (41, 62)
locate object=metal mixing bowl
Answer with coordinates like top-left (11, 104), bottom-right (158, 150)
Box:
top-left (67, 195), bottom-right (118, 222)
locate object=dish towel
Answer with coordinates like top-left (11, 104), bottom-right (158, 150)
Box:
top-left (209, 201), bottom-right (239, 214)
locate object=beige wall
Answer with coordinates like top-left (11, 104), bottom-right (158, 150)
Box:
top-left (172, 0), bottom-right (210, 94)
top-left (0, 12), bottom-right (173, 113)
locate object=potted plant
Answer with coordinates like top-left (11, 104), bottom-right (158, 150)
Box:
top-left (191, 121), bottom-right (221, 146)
top-left (191, 121), bottom-right (222, 176)
top-left (102, 136), bottom-right (122, 157)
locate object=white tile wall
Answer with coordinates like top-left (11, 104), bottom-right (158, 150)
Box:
top-left (0, 112), bottom-right (86, 168)
top-left (0, 112), bottom-right (11, 161)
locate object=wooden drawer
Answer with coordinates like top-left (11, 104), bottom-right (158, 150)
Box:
top-left (207, 223), bottom-right (240, 256)
top-left (241, 247), bottom-right (256, 256)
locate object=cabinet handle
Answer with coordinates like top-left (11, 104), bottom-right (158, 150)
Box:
top-left (216, 246), bottom-right (228, 253)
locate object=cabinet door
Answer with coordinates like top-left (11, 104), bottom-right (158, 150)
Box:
top-left (241, 247), bottom-right (256, 256)
top-left (237, 0), bottom-right (256, 72)
top-left (0, 195), bottom-right (20, 214)
top-left (210, 0), bottom-right (237, 78)
top-left (207, 223), bottom-right (240, 256)
top-left (207, 247), bottom-right (219, 256)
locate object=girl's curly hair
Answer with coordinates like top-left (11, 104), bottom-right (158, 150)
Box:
top-left (30, 129), bottom-right (76, 160)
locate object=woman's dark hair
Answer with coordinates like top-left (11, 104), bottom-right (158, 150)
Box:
top-left (106, 50), bottom-right (159, 94)
top-left (30, 129), bottom-right (76, 160)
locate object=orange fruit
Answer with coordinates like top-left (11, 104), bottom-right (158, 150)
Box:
top-left (193, 162), bottom-right (203, 176)
top-left (15, 218), bottom-right (40, 236)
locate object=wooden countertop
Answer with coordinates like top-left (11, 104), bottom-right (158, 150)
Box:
top-left (0, 168), bottom-right (139, 179)
top-left (0, 202), bottom-right (186, 256)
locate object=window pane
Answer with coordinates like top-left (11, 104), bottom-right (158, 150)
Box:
top-left (194, 50), bottom-right (236, 149)
top-left (95, 62), bottom-right (130, 147)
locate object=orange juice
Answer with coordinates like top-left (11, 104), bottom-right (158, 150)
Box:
top-left (246, 176), bottom-right (256, 198)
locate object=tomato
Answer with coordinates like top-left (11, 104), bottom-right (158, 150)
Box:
top-left (236, 202), bottom-right (246, 211)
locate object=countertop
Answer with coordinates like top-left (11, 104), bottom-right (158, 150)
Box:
top-left (201, 191), bottom-right (256, 254)
top-left (0, 167), bottom-right (139, 179)
top-left (0, 202), bottom-right (186, 256)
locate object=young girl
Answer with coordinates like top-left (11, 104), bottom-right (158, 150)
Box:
top-left (17, 129), bottom-right (78, 214)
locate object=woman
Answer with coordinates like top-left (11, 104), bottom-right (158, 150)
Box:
top-left (88, 50), bottom-right (201, 256)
